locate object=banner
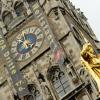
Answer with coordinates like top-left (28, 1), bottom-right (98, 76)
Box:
top-left (31, 1), bottom-right (64, 64)
top-left (0, 29), bottom-right (29, 98)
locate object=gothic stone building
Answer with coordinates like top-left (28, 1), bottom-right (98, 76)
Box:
top-left (0, 0), bottom-right (100, 100)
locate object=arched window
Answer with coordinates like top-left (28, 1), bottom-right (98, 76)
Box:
top-left (47, 66), bottom-right (71, 98)
top-left (2, 11), bottom-right (13, 28)
top-left (24, 84), bottom-right (43, 100)
top-left (14, 2), bottom-right (27, 16)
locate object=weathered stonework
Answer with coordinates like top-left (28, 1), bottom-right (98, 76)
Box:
top-left (0, 0), bottom-right (100, 100)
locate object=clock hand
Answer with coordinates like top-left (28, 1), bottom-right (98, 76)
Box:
top-left (28, 43), bottom-right (34, 48)
top-left (17, 34), bottom-right (24, 43)
top-left (22, 42), bottom-right (28, 49)
top-left (22, 31), bottom-right (26, 41)
top-left (22, 40), bottom-right (31, 49)
top-left (17, 39), bottom-right (23, 43)
top-left (26, 39), bottom-right (34, 48)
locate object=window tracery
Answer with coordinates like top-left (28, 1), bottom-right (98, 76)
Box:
top-left (47, 66), bottom-right (71, 98)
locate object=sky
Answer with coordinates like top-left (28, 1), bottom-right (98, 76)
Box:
top-left (71, 0), bottom-right (100, 40)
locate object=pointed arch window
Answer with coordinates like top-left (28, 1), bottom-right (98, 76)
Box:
top-left (14, 2), bottom-right (27, 17)
top-left (47, 66), bottom-right (71, 98)
top-left (2, 11), bottom-right (13, 28)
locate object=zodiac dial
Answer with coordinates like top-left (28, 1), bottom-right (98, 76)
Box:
top-left (11, 26), bottom-right (44, 61)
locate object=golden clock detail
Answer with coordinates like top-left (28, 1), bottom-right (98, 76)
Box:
top-left (11, 26), bottom-right (44, 61)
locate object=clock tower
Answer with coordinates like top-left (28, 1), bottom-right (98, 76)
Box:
top-left (11, 26), bottom-right (44, 61)
top-left (0, 0), bottom-right (100, 100)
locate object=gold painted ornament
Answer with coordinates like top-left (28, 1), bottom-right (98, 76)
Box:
top-left (81, 42), bottom-right (100, 98)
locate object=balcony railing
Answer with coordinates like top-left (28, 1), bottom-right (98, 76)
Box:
top-left (7, 15), bottom-right (25, 31)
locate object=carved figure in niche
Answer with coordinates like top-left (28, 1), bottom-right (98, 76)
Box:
top-left (38, 73), bottom-right (53, 100)
top-left (24, 83), bottom-right (43, 100)
top-left (76, 8), bottom-right (87, 21)
top-left (81, 42), bottom-right (100, 98)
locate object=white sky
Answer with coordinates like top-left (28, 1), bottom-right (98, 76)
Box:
top-left (71, 0), bottom-right (100, 40)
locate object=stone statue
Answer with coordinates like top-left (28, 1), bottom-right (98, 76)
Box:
top-left (81, 42), bottom-right (100, 98)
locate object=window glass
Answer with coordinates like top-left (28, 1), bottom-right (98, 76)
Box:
top-left (49, 67), bottom-right (71, 98)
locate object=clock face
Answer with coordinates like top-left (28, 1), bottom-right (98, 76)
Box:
top-left (11, 26), bottom-right (44, 61)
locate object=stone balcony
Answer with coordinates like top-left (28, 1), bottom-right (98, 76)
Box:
top-left (7, 15), bottom-right (25, 31)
